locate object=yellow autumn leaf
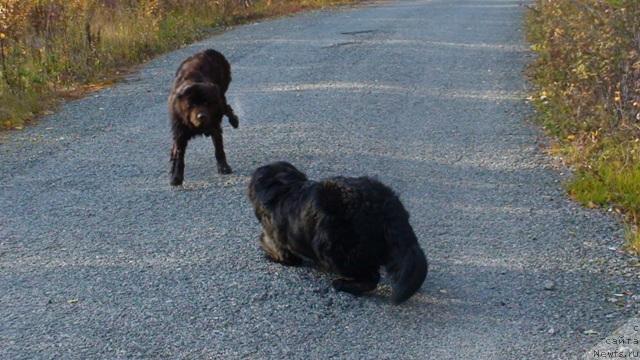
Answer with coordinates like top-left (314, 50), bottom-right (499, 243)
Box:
top-left (586, 201), bottom-right (598, 209)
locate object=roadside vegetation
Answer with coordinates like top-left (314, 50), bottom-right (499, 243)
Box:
top-left (0, 0), bottom-right (355, 130)
top-left (526, 0), bottom-right (640, 253)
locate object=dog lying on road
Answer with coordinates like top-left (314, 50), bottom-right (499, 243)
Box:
top-left (248, 162), bottom-right (428, 304)
top-left (168, 49), bottom-right (239, 186)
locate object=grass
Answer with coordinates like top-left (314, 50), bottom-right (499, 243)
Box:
top-left (563, 139), bottom-right (640, 254)
top-left (525, 0), bottom-right (640, 253)
top-left (0, 0), bottom-right (358, 130)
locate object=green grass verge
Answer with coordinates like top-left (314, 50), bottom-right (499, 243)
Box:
top-left (565, 140), bottom-right (640, 253)
top-left (525, 0), bottom-right (640, 254)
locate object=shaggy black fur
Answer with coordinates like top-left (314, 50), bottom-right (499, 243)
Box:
top-left (168, 49), bottom-right (239, 186)
top-left (248, 162), bottom-right (428, 304)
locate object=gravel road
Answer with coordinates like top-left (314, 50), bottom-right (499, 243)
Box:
top-left (2, 0), bottom-right (640, 359)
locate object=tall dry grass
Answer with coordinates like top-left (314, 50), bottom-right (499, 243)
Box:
top-left (0, 0), bottom-right (355, 129)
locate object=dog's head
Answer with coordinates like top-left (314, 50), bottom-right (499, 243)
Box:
top-left (173, 82), bottom-right (223, 128)
top-left (248, 162), bottom-right (308, 211)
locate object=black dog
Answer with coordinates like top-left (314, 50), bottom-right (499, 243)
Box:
top-left (248, 162), bottom-right (428, 304)
top-left (168, 49), bottom-right (239, 186)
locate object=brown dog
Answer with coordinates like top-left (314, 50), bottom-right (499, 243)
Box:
top-left (168, 49), bottom-right (239, 186)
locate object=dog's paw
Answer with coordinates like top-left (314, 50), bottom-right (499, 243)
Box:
top-left (228, 114), bottom-right (239, 129)
top-left (280, 255), bottom-right (304, 267)
top-left (170, 176), bottom-right (183, 186)
top-left (332, 278), bottom-right (378, 295)
top-left (263, 252), bottom-right (303, 266)
top-left (217, 163), bottom-right (233, 175)
top-left (332, 279), bottom-right (364, 295)
top-left (332, 279), bottom-right (351, 292)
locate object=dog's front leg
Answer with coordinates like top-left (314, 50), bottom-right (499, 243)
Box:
top-left (222, 96), bottom-right (239, 128)
top-left (170, 137), bottom-right (188, 186)
top-left (211, 127), bottom-right (232, 174)
top-left (260, 232), bottom-right (302, 266)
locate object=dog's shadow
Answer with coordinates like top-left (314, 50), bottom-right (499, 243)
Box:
top-left (267, 256), bottom-right (427, 306)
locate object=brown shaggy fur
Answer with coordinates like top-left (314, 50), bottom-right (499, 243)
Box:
top-left (168, 49), bottom-right (239, 186)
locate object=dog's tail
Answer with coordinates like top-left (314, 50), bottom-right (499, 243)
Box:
top-left (383, 199), bottom-right (428, 304)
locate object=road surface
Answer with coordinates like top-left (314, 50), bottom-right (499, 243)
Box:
top-left (2, 0), bottom-right (638, 358)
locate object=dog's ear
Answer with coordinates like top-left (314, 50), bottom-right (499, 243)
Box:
top-left (251, 179), bottom-right (289, 211)
top-left (249, 167), bottom-right (283, 210)
top-left (249, 164), bottom-right (307, 210)
top-left (176, 83), bottom-right (196, 98)
top-left (207, 83), bottom-right (223, 105)
top-left (209, 83), bottom-right (221, 97)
